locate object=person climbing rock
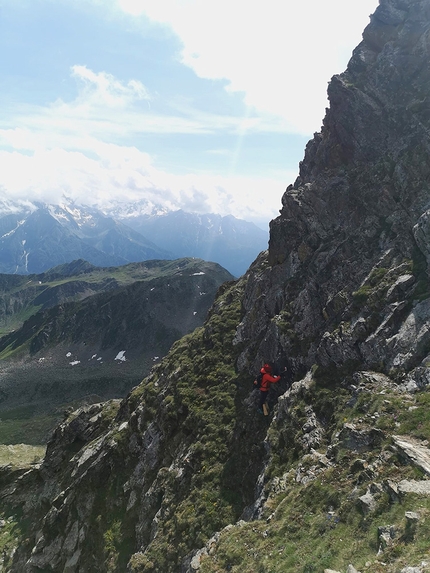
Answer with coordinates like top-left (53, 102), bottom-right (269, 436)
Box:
top-left (255, 363), bottom-right (282, 416)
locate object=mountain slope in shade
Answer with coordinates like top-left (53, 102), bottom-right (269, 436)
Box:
top-left (0, 201), bottom-right (268, 277)
top-left (0, 257), bottom-right (233, 441)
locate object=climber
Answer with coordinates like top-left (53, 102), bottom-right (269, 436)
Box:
top-left (255, 363), bottom-right (282, 416)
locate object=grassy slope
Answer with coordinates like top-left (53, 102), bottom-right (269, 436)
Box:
top-left (0, 258), bottom-right (226, 337)
top-left (126, 278), bottom-right (249, 571)
top-left (0, 444), bottom-right (45, 468)
top-left (197, 375), bottom-right (430, 573)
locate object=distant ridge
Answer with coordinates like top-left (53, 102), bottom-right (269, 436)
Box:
top-left (0, 201), bottom-right (268, 277)
top-left (0, 203), bottom-right (172, 274)
top-left (115, 208), bottom-right (269, 276)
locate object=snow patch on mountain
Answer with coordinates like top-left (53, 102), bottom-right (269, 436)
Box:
top-left (102, 199), bottom-right (168, 219)
top-left (48, 203), bottom-right (98, 228)
top-left (1, 220), bottom-right (26, 239)
top-left (0, 199), bottom-right (36, 216)
top-left (115, 351), bottom-right (126, 362)
top-left (48, 205), bottom-right (69, 223)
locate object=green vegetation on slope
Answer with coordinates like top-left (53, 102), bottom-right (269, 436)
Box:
top-left (0, 444), bottom-right (45, 468)
top-left (0, 257), bottom-right (231, 337)
top-left (0, 405), bottom-right (60, 445)
top-left (127, 279), bottom-right (248, 571)
top-left (198, 379), bottom-right (430, 573)
top-left (198, 471), bottom-right (430, 573)
top-left (0, 257), bottom-right (234, 451)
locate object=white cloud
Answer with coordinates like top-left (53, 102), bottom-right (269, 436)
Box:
top-left (0, 142), bottom-right (291, 226)
top-left (1, 63), bottom-right (290, 156)
top-left (70, 65), bottom-right (151, 107)
top-left (0, 0), bottom-right (380, 228)
top-left (116, 0), bottom-right (379, 134)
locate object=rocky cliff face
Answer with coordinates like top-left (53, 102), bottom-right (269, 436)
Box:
top-left (240, 0), bottom-right (430, 384)
top-left (1, 1), bottom-right (430, 572)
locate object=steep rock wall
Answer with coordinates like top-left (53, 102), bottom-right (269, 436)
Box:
top-left (238, 0), bottom-right (430, 382)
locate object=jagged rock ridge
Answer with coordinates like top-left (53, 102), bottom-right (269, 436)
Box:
top-left (0, 1), bottom-right (430, 572)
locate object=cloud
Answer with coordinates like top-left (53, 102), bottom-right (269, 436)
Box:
top-left (1, 67), bottom-right (154, 153)
top-left (70, 65), bottom-right (151, 107)
top-left (0, 142), bottom-right (291, 226)
top-left (116, 0), bottom-right (379, 134)
top-left (0, 58), bottom-right (294, 226)
top-left (1, 63), bottom-right (290, 156)
top-left (0, 0), bottom-right (380, 228)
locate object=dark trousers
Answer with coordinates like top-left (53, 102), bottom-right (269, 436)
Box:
top-left (259, 390), bottom-right (269, 409)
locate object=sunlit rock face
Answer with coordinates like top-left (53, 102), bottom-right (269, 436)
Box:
top-left (252, 0), bottom-right (430, 378)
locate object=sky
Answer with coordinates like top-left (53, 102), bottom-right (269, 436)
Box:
top-left (0, 0), bottom-right (379, 229)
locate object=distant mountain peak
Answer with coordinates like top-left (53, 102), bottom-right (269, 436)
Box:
top-left (0, 200), bottom-right (268, 276)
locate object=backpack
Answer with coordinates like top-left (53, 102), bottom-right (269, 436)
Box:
top-left (254, 372), bottom-right (263, 389)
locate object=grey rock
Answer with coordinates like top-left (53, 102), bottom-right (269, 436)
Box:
top-left (393, 436), bottom-right (430, 476)
top-left (405, 511), bottom-right (420, 541)
top-left (386, 299), bottom-right (430, 371)
top-left (352, 371), bottom-right (393, 389)
top-left (385, 479), bottom-right (400, 502)
top-left (401, 366), bottom-right (430, 392)
top-left (398, 480), bottom-right (430, 496)
top-left (338, 423), bottom-right (385, 452)
top-left (386, 274), bottom-right (415, 301)
top-left (299, 406), bottom-right (324, 451)
top-left (359, 299), bottom-right (430, 372)
top-left (378, 525), bottom-right (396, 548)
top-left (358, 491), bottom-right (377, 513)
top-left (413, 209), bottom-right (430, 266)
top-left (295, 452), bottom-right (330, 486)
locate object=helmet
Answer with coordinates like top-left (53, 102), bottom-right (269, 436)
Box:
top-left (263, 363), bottom-right (272, 373)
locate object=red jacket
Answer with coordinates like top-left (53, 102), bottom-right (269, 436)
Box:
top-left (260, 366), bottom-right (281, 392)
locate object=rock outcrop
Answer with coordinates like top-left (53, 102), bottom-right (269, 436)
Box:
top-left (0, 0), bottom-right (429, 572)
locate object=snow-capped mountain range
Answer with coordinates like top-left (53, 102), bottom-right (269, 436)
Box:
top-left (0, 199), bottom-right (268, 276)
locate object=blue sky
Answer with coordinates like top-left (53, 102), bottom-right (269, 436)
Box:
top-left (0, 0), bottom-right (379, 228)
